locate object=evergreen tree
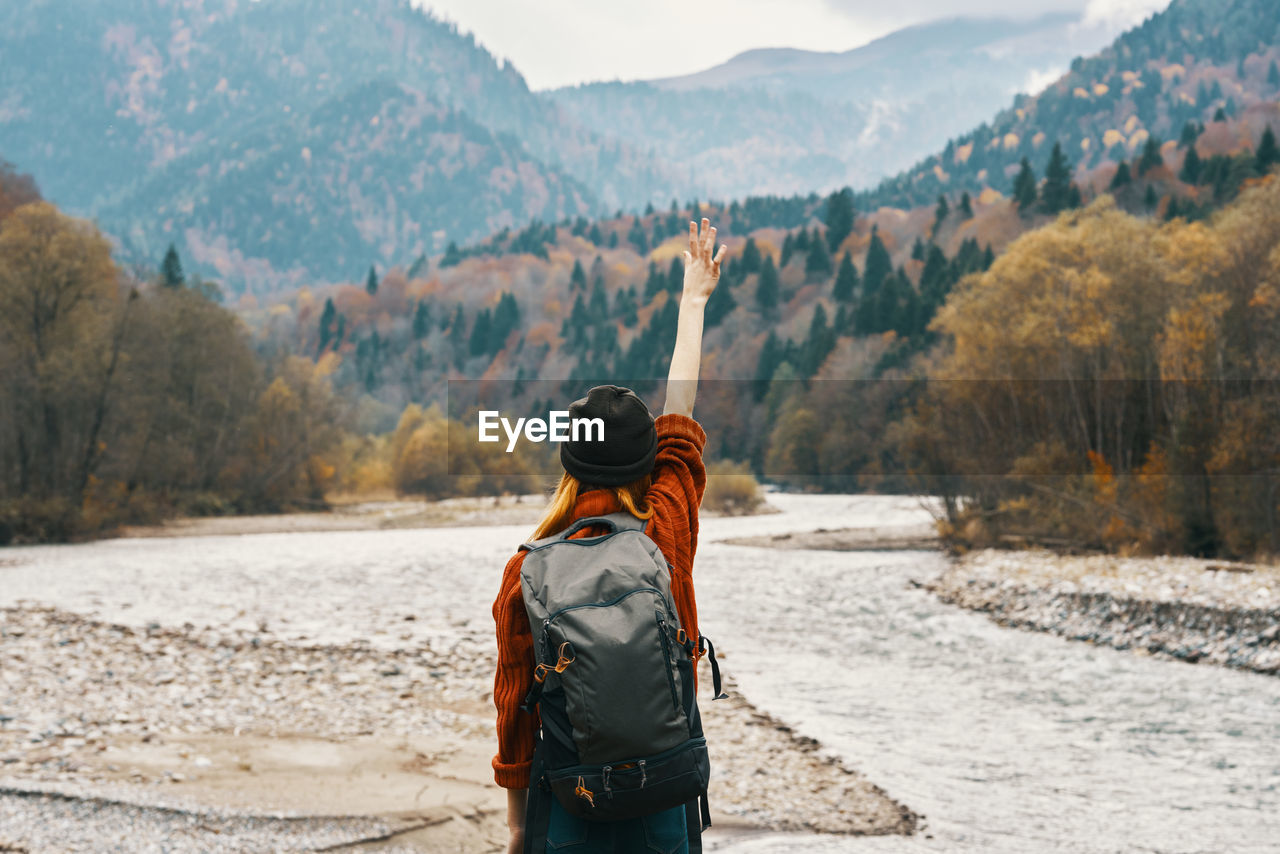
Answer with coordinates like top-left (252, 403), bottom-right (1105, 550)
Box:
top-left (1180, 146), bottom-right (1203, 183)
top-left (666, 257), bottom-right (683, 294)
top-left (318, 297), bottom-right (336, 352)
top-left (1178, 121), bottom-right (1200, 149)
top-left (1144, 184), bottom-right (1158, 211)
top-left (1110, 160), bottom-right (1132, 189)
top-left (333, 313), bottom-right (347, 350)
top-left (823, 187), bottom-right (855, 251)
top-left (570, 259), bottom-right (587, 291)
top-left (161, 243), bottom-right (185, 288)
top-left (705, 270), bottom-right (737, 329)
top-left (1213, 106), bottom-right (1227, 122)
top-left (959, 191), bottom-right (974, 219)
top-left (589, 277), bottom-right (609, 322)
top-left (1013, 157), bottom-right (1038, 212)
top-left (833, 251), bottom-right (858, 303)
top-left (932, 194), bottom-right (950, 234)
top-left (627, 218), bottom-right (649, 254)
top-left (919, 244), bottom-right (950, 311)
top-left (363, 265), bottom-right (377, 296)
top-left (910, 237), bottom-right (925, 262)
top-left (1257, 125), bottom-right (1279, 172)
top-left (800, 304), bottom-right (836, 377)
top-left (1137, 136), bottom-right (1164, 176)
top-left (754, 332), bottom-right (782, 401)
top-left (804, 234), bottom-right (833, 279)
top-left (441, 242), bottom-right (462, 267)
top-left (407, 253), bottom-right (427, 279)
top-left (448, 305), bottom-right (466, 364)
top-left (756, 255), bottom-right (780, 313)
top-left (412, 300), bottom-right (430, 339)
top-left (863, 228), bottom-right (892, 294)
top-left (740, 237), bottom-right (762, 274)
top-left (1067, 184), bottom-right (1083, 209)
top-left (780, 232), bottom-right (795, 268)
top-left (469, 308), bottom-right (492, 357)
top-left (1040, 142), bottom-right (1073, 214)
top-left (588, 223), bottom-right (604, 245)
top-left (608, 231), bottom-right (619, 249)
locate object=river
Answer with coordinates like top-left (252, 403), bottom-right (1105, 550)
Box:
top-left (2, 494), bottom-right (1278, 853)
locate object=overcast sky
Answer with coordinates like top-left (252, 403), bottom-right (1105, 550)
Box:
top-left (412, 0), bottom-right (1169, 90)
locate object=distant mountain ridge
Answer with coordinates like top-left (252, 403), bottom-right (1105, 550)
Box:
top-left (548, 12), bottom-right (1127, 200)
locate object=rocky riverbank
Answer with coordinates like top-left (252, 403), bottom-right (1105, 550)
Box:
top-left (926, 549), bottom-right (1280, 676)
top-left (0, 604), bottom-right (914, 852)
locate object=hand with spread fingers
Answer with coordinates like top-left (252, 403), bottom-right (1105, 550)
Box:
top-left (681, 217), bottom-right (727, 306)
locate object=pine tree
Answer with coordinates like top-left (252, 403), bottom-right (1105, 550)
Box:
top-left (1067, 184), bottom-right (1082, 209)
top-left (932, 194), bottom-right (950, 234)
top-left (412, 300), bottom-right (431, 339)
top-left (666, 257), bottom-right (683, 294)
top-left (469, 308), bottom-right (492, 357)
top-left (911, 237), bottom-right (925, 262)
top-left (1256, 125), bottom-right (1279, 172)
top-left (756, 255), bottom-right (780, 313)
top-left (1178, 121), bottom-right (1200, 149)
top-left (318, 297), bottom-right (336, 352)
top-left (1180, 146), bottom-right (1203, 183)
top-left (959, 191), bottom-right (974, 219)
top-left (863, 228), bottom-right (892, 295)
top-left (754, 332), bottom-right (782, 401)
top-left (589, 278), bottom-right (609, 321)
top-left (740, 237), bottom-right (762, 274)
top-left (1110, 161), bottom-right (1132, 189)
top-left (705, 270), bottom-right (736, 329)
top-left (1040, 142), bottom-right (1073, 214)
top-left (1013, 157), bottom-right (1038, 212)
top-left (1137, 136), bottom-right (1164, 176)
top-left (441, 242), bottom-right (462, 267)
top-left (608, 231), bottom-right (619, 249)
top-left (407, 253), bottom-right (427, 279)
top-left (833, 251), bottom-right (858, 302)
top-left (570, 259), bottom-right (587, 291)
top-left (823, 187), bottom-right (855, 251)
top-left (588, 223), bottom-right (604, 245)
top-left (800, 304), bottom-right (835, 377)
top-left (627, 218), bottom-right (649, 254)
top-left (161, 243), bottom-right (185, 288)
top-left (1213, 106), bottom-right (1227, 122)
top-left (780, 232), bottom-right (795, 268)
top-left (1144, 184), bottom-right (1158, 210)
top-left (804, 234), bottom-right (833, 279)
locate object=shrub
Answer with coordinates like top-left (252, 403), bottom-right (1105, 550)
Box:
top-left (702, 460), bottom-right (765, 515)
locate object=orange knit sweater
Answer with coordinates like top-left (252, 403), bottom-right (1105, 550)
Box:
top-left (490, 413), bottom-right (708, 789)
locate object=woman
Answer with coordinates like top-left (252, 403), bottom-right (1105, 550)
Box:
top-left (492, 218), bottom-right (726, 853)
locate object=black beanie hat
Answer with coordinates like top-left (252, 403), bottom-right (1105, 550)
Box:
top-left (559, 385), bottom-right (657, 487)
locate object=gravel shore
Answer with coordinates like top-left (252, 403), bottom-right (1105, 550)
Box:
top-left (926, 549), bottom-right (1280, 676)
top-left (0, 604), bottom-right (914, 852)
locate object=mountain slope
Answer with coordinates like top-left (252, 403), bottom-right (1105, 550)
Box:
top-left (547, 13), bottom-right (1125, 200)
top-left (862, 0), bottom-right (1280, 208)
top-left (0, 0), bottom-right (679, 286)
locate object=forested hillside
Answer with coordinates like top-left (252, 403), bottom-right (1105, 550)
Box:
top-left (0, 0), bottom-right (677, 289)
top-left (863, 0), bottom-right (1280, 208)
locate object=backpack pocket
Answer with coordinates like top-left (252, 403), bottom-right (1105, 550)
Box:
top-left (546, 737), bottom-right (709, 822)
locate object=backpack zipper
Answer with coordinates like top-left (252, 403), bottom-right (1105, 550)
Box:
top-left (549, 736), bottom-right (707, 779)
top-left (541, 586), bottom-right (663, 656)
top-left (655, 611), bottom-right (680, 714)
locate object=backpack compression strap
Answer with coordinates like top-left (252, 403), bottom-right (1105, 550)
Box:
top-left (698, 636), bottom-right (730, 701)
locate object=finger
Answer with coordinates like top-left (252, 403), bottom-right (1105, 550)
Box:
top-left (701, 218), bottom-right (711, 256)
top-left (683, 250), bottom-right (692, 267)
top-left (688, 221), bottom-right (700, 260)
top-left (712, 244), bottom-right (727, 265)
top-left (704, 225), bottom-right (716, 258)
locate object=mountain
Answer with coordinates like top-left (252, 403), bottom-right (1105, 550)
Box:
top-left (862, 0), bottom-right (1280, 208)
top-left (0, 0), bottom-right (678, 290)
top-left (547, 14), bottom-right (1125, 200)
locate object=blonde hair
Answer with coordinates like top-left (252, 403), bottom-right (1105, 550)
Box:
top-left (531, 471), bottom-right (654, 541)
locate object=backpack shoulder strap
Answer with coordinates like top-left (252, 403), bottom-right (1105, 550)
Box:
top-left (518, 512), bottom-right (648, 552)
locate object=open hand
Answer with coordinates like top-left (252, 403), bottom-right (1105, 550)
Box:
top-left (682, 217), bottom-right (727, 306)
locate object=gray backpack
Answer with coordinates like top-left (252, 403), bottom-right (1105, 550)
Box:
top-left (517, 512), bottom-right (726, 852)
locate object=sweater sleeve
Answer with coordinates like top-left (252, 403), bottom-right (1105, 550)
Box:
top-left (646, 414), bottom-right (708, 571)
top-left (491, 551), bottom-right (538, 788)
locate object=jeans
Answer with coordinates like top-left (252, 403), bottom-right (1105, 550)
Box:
top-left (544, 797), bottom-right (689, 853)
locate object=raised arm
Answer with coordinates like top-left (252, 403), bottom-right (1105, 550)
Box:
top-left (663, 217), bottom-right (726, 418)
